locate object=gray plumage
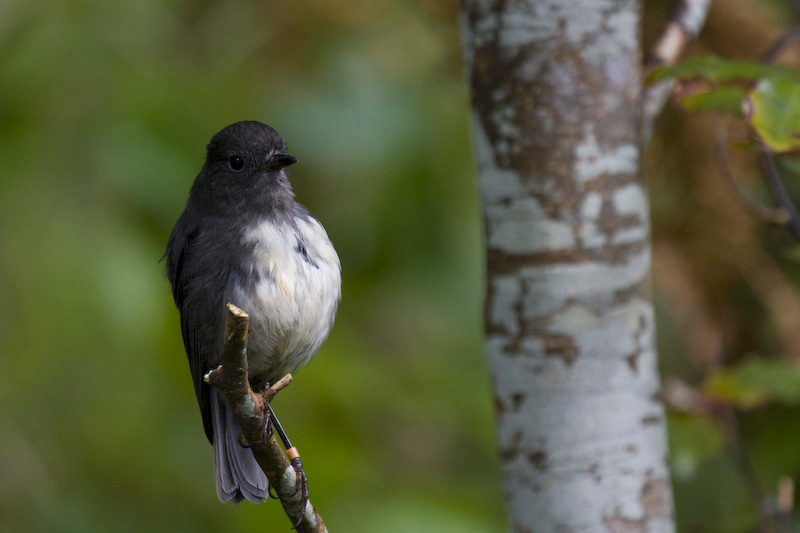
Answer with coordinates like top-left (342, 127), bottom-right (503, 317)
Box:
top-left (165, 121), bottom-right (341, 503)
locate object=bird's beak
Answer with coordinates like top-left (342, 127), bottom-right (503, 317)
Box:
top-left (267, 153), bottom-right (299, 171)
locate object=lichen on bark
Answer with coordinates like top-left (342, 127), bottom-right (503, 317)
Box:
top-left (461, 0), bottom-right (674, 531)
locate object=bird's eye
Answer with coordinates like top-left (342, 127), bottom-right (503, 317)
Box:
top-left (228, 155), bottom-right (245, 171)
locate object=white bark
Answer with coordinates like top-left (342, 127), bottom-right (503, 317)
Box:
top-left (461, 1), bottom-right (674, 531)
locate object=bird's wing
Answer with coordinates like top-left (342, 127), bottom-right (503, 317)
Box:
top-left (165, 212), bottom-right (226, 443)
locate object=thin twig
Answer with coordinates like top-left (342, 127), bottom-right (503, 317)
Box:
top-left (642, 0), bottom-right (713, 142)
top-left (718, 407), bottom-right (772, 531)
top-left (761, 26), bottom-right (800, 64)
top-left (647, 0), bottom-right (711, 68)
top-left (263, 374), bottom-right (294, 404)
top-left (713, 120), bottom-right (790, 225)
top-left (205, 303), bottom-right (327, 533)
top-left (751, 26), bottom-right (800, 242)
top-left (758, 149), bottom-right (800, 240)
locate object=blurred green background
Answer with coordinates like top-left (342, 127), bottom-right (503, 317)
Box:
top-left (0, 1), bottom-right (496, 531)
top-left (4, 0), bottom-right (800, 531)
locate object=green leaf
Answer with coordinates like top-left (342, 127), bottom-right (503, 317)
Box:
top-left (747, 76), bottom-right (800, 152)
top-left (648, 55), bottom-right (800, 84)
top-left (704, 359), bottom-right (800, 408)
top-left (650, 54), bottom-right (800, 151)
top-left (680, 86), bottom-right (747, 116)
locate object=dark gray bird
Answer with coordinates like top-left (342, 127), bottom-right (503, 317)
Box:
top-left (164, 121), bottom-right (341, 503)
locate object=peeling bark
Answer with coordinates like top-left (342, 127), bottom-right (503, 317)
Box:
top-left (460, 1), bottom-right (674, 531)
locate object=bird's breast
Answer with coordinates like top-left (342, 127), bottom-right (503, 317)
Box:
top-left (232, 216), bottom-right (341, 382)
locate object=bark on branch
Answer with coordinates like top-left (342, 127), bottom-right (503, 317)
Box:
top-left (642, 0), bottom-right (712, 142)
top-left (205, 303), bottom-right (327, 533)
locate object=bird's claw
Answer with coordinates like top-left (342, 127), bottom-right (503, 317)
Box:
top-left (290, 456), bottom-right (309, 529)
top-left (238, 414), bottom-right (274, 448)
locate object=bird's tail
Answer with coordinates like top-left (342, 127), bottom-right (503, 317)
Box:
top-left (210, 387), bottom-right (269, 503)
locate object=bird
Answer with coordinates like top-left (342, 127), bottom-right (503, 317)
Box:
top-left (164, 120), bottom-right (341, 504)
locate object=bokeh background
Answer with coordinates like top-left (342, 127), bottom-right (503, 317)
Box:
top-left (3, 0), bottom-right (800, 531)
top-left (0, 1), bottom-right (495, 531)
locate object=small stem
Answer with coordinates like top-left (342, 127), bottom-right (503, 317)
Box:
top-left (713, 121), bottom-right (790, 225)
top-left (718, 406), bottom-right (774, 532)
top-left (758, 151), bottom-right (800, 241)
top-left (642, 0), bottom-right (712, 143)
top-left (761, 26), bottom-right (800, 63)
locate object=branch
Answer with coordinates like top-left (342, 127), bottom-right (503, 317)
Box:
top-left (713, 120), bottom-right (791, 225)
top-left (711, 27), bottom-right (800, 242)
top-left (717, 406), bottom-right (776, 532)
top-left (205, 303), bottom-right (327, 533)
top-left (641, 0), bottom-right (712, 142)
top-left (761, 26), bottom-right (800, 64)
top-left (750, 28), bottom-right (800, 242)
top-left (758, 149), bottom-right (800, 241)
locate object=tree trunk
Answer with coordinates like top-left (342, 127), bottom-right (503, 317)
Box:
top-left (460, 1), bottom-right (675, 531)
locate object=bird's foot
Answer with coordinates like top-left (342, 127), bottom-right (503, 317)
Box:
top-left (239, 417), bottom-right (273, 448)
top-left (238, 411), bottom-right (274, 449)
top-left (287, 449), bottom-right (309, 528)
top-left (238, 381), bottom-right (276, 448)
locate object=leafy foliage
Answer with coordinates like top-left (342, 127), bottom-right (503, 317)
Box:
top-left (646, 3), bottom-right (800, 531)
top-left (705, 359), bottom-right (800, 408)
top-left (649, 55), bottom-right (800, 84)
top-left (652, 55), bottom-right (800, 152)
top-left (748, 76), bottom-right (800, 152)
